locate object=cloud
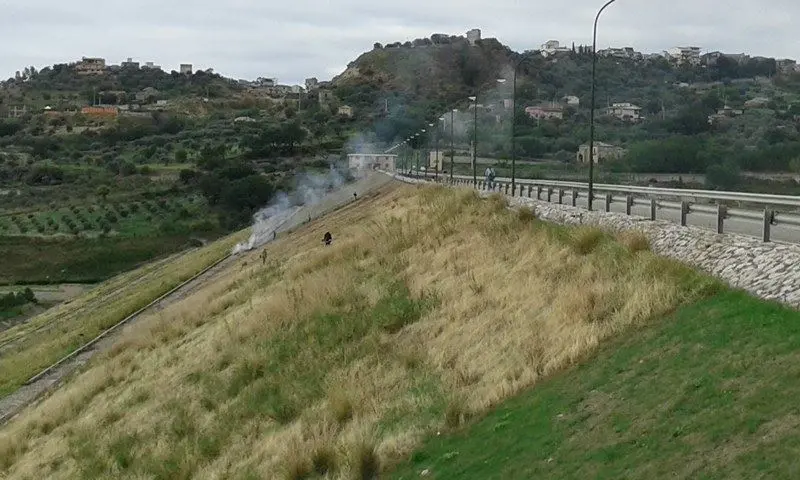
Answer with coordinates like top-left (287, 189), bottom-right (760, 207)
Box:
top-left (2, 0), bottom-right (799, 84)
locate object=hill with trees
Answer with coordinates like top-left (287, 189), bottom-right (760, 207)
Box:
top-left (2, 31), bottom-right (800, 288)
top-left (332, 33), bottom-right (800, 190)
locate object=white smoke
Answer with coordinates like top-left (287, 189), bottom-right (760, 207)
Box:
top-left (232, 163), bottom-right (350, 255)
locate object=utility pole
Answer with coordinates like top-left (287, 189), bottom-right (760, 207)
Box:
top-left (471, 96), bottom-right (478, 186)
top-left (589, 0), bottom-right (619, 211)
top-left (450, 109), bottom-right (455, 182)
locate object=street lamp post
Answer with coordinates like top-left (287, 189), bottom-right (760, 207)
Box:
top-left (589, 0), bottom-right (618, 211)
top-left (507, 56), bottom-right (532, 196)
top-left (450, 109), bottom-right (456, 183)
top-left (470, 96), bottom-right (478, 186)
top-left (416, 131), bottom-right (424, 178)
top-left (436, 117), bottom-right (444, 181)
top-left (428, 123), bottom-right (435, 180)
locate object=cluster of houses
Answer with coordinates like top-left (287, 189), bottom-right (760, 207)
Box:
top-left (523, 99), bottom-right (642, 123)
top-left (71, 57), bottom-right (200, 76)
top-left (233, 76), bottom-right (354, 118)
top-left (535, 40), bottom-right (800, 74)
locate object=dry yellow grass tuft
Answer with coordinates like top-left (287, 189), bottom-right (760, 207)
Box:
top-left (618, 230), bottom-right (652, 253)
top-left (0, 182), bottom-right (717, 479)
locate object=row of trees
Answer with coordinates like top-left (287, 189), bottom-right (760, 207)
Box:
top-left (0, 288), bottom-right (36, 311)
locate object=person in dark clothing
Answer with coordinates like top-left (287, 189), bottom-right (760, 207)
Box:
top-left (353, 192), bottom-right (358, 200)
top-left (323, 232), bottom-right (332, 246)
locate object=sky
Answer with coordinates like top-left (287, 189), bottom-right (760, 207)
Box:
top-left (1, 0), bottom-right (798, 85)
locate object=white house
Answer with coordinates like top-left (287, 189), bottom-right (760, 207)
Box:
top-left (562, 95), bottom-right (580, 106)
top-left (540, 40), bottom-right (570, 57)
top-left (577, 142), bottom-right (626, 164)
top-left (338, 105), bottom-right (354, 117)
top-left (605, 102), bottom-right (643, 121)
top-left (667, 46), bottom-right (702, 66)
top-left (525, 104), bottom-right (564, 120)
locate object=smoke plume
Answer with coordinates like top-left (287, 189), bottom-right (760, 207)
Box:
top-left (232, 163), bottom-right (349, 255)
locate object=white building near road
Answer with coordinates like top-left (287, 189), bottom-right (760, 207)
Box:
top-left (348, 153), bottom-right (397, 172)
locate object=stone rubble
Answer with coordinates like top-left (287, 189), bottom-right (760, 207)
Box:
top-left (387, 172), bottom-right (800, 310)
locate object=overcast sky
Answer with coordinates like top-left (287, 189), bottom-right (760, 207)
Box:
top-left (1, 0), bottom-right (797, 85)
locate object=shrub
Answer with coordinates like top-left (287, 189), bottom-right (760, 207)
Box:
top-left (328, 389), bottom-right (354, 425)
top-left (348, 437), bottom-right (380, 480)
top-left (311, 446), bottom-right (337, 477)
top-left (618, 231), bottom-right (651, 253)
top-left (571, 227), bottom-right (605, 255)
top-left (444, 395), bottom-right (469, 429)
top-left (516, 207), bottom-right (536, 223)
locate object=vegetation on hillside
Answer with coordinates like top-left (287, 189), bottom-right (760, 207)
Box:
top-left (0, 60), bottom-right (356, 284)
top-left (391, 291), bottom-right (800, 480)
top-left (0, 184), bottom-right (717, 479)
top-left (335, 35), bottom-right (800, 192)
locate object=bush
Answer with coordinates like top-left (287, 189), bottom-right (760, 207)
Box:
top-left (618, 231), bottom-right (651, 253)
top-left (572, 227), bottom-right (605, 255)
top-left (705, 162), bottom-right (741, 190)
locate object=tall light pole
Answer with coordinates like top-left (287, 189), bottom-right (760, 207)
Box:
top-left (589, 0), bottom-right (618, 211)
top-left (416, 131), bottom-right (424, 177)
top-left (428, 123), bottom-right (435, 179)
top-left (405, 138), bottom-right (412, 175)
top-left (436, 117), bottom-right (444, 181)
top-left (450, 109), bottom-right (456, 183)
top-left (469, 96), bottom-right (478, 186)
top-left (506, 55), bottom-right (533, 196)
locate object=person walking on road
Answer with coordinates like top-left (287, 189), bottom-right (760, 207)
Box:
top-left (485, 167), bottom-right (496, 190)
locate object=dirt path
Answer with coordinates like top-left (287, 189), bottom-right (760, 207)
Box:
top-left (0, 172), bottom-right (397, 426)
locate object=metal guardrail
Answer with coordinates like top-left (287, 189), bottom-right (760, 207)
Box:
top-left (405, 171), bottom-right (800, 243)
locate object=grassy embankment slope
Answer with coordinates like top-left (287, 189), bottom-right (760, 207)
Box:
top-left (392, 291), bottom-right (800, 480)
top-left (0, 182), bottom-right (718, 479)
top-left (0, 228), bottom-right (249, 397)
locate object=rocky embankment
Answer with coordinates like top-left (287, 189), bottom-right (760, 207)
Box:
top-left (390, 173), bottom-right (800, 309)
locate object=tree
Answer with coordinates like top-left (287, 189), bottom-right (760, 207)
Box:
top-left (373, 42), bottom-right (383, 50)
top-left (174, 148), bottom-right (188, 164)
top-left (96, 185), bottom-right (110, 201)
top-left (221, 175), bottom-right (274, 212)
top-left (705, 162), bottom-right (741, 190)
top-left (790, 157), bottom-right (800, 173)
top-left (669, 106), bottom-right (711, 135)
top-left (22, 288), bottom-right (36, 304)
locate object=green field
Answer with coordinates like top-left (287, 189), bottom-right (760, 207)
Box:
top-left (391, 291), bottom-right (800, 479)
top-left (0, 193), bottom-right (224, 284)
top-left (0, 195), bottom-right (211, 238)
top-left (0, 235), bottom-right (203, 285)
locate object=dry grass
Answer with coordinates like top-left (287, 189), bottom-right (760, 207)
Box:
top-left (0, 183), bottom-right (717, 479)
top-left (617, 230), bottom-right (652, 253)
